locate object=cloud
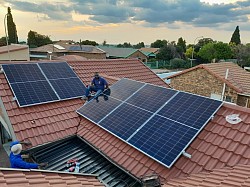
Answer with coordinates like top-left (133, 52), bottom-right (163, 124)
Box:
top-left (3, 0), bottom-right (250, 30)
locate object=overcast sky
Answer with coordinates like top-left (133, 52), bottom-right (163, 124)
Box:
top-left (0, 0), bottom-right (250, 45)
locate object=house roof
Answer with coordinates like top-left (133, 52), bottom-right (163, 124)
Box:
top-left (0, 168), bottom-right (104, 187)
top-left (30, 43), bottom-right (105, 54)
top-left (77, 102), bottom-right (250, 184)
top-left (139, 47), bottom-right (159, 54)
top-left (0, 44), bottom-right (28, 54)
top-left (98, 46), bottom-right (144, 58)
top-left (165, 164), bottom-right (250, 187)
top-left (55, 55), bottom-right (87, 61)
top-left (167, 62), bottom-right (250, 94)
top-left (0, 59), bottom-right (168, 147)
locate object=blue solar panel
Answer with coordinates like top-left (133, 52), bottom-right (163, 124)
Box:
top-left (77, 97), bottom-right (122, 123)
top-left (49, 78), bottom-right (86, 100)
top-left (99, 103), bottom-right (152, 140)
top-left (128, 115), bottom-right (198, 167)
top-left (77, 78), bottom-right (222, 168)
top-left (38, 62), bottom-right (77, 79)
top-left (126, 84), bottom-right (177, 113)
top-left (11, 81), bottom-right (59, 107)
top-left (2, 64), bottom-right (46, 83)
top-left (109, 78), bottom-right (145, 101)
top-left (157, 92), bottom-right (222, 129)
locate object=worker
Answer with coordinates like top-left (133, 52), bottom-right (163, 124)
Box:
top-left (9, 140), bottom-right (47, 169)
top-left (82, 72), bottom-right (109, 101)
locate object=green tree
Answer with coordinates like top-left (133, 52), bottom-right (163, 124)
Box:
top-left (0, 37), bottom-right (7, 46)
top-left (117, 42), bottom-right (132, 48)
top-left (198, 42), bottom-right (232, 62)
top-left (230, 26), bottom-right (241, 45)
top-left (80, 40), bottom-right (98, 46)
top-left (7, 7), bottom-right (18, 44)
top-left (27, 30), bottom-right (52, 48)
top-left (177, 37), bottom-right (186, 53)
top-left (156, 43), bottom-right (179, 60)
top-left (150, 39), bottom-right (168, 48)
top-left (232, 44), bottom-right (250, 67)
top-left (133, 42), bottom-right (145, 49)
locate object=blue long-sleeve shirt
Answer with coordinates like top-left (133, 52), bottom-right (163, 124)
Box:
top-left (9, 152), bottom-right (38, 169)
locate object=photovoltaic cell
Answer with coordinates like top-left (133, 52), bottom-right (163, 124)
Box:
top-left (128, 115), bottom-right (198, 167)
top-left (2, 64), bottom-right (45, 83)
top-left (49, 78), bottom-right (86, 99)
top-left (109, 78), bottom-right (145, 101)
top-left (126, 84), bottom-right (177, 113)
top-left (99, 103), bottom-right (153, 140)
top-left (77, 97), bottom-right (122, 123)
top-left (157, 92), bottom-right (222, 129)
top-left (11, 81), bottom-right (59, 107)
top-left (38, 62), bottom-right (77, 79)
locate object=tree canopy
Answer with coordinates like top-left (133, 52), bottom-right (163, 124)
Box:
top-left (151, 39), bottom-right (168, 48)
top-left (80, 40), bottom-right (98, 46)
top-left (27, 30), bottom-right (52, 48)
top-left (230, 26), bottom-right (241, 45)
top-left (7, 7), bottom-right (18, 44)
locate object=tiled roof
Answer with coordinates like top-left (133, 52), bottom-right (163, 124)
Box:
top-left (0, 44), bottom-right (28, 54)
top-left (139, 47), bottom-right (159, 54)
top-left (167, 62), bottom-right (250, 94)
top-left (98, 46), bottom-right (138, 58)
top-left (0, 168), bottom-right (104, 187)
top-left (56, 55), bottom-right (87, 61)
top-left (165, 164), bottom-right (250, 187)
top-left (77, 103), bottom-right (250, 184)
top-left (0, 59), bottom-right (168, 147)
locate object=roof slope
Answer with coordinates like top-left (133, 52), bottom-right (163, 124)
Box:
top-left (167, 62), bottom-right (250, 94)
top-left (0, 44), bottom-right (28, 54)
top-left (0, 168), bottom-right (104, 187)
top-left (165, 164), bottom-right (250, 187)
top-left (77, 103), bottom-right (250, 184)
top-left (0, 59), bottom-right (168, 147)
top-left (139, 47), bottom-right (159, 54)
top-left (98, 46), bottom-right (138, 58)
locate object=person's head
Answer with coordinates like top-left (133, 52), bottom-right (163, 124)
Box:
top-left (10, 141), bottom-right (22, 155)
top-left (94, 72), bottom-right (99, 79)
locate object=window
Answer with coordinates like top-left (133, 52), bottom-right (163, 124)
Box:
top-left (210, 93), bottom-right (221, 100)
top-left (225, 96), bottom-right (232, 102)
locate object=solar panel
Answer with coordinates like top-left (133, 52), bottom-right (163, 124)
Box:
top-left (77, 97), bottom-right (122, 123)
top-left (2, 64), bottom-right (45, 83)
top-left (11, 81), bottom-right (59, 107)
top-left (3, 62), bottom-right (86, 107)
top-left (157, 92), bottom-right (222, 129)
top-left (77, 78), bottom-right (223, 168)
top-left (108, 78), bottom-right (145, 101)
top-left (99, 103), bottom-right (152, 140)
top-left (38, 62), bottom-right (77, 79)
top-left (128, 115), bottom-right (198, 167)
top-left (49, 78), bottom-right (86, 99)
top-left (126, 84), bottom-right (177, 113)
top-left (68, 46), bottom-right (93, 52)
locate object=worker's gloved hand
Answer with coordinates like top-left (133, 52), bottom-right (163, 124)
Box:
top-left (38, 162), bottom-right (48, 169)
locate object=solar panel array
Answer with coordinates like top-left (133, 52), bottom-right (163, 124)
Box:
top-left (77, 78), bottom-right (222, 168)
top-left (2, 62), bottom-right (86, 107)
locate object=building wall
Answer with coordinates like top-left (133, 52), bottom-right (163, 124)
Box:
top-left (128, 51), bottom-right (147, 62)
top-left (0, 49), bottom-right (30, 61)
top-left (170, 68), bottom-right (240, 105)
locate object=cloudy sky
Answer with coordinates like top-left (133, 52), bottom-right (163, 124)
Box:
top-left (0, 0), bottom-right (250, 45)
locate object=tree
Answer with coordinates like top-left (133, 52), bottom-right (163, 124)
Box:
top-left (232, 44), bottom-right (250, 67)
top-left (150, 39), bottom-right (168, 48)
top-left (27, 30), bottom-right (52, 48)
top-left (133, 42), bottom-right (145, 49)
top-left (156, 43), bottom-right (179, 60)
top-left (198, 42), bottom-right (232, 62)
top-left (7, 7), bottom-right (18, 44)
top-left (116, 42), bottom-right (132, 48)
top-left (0, 37), bottom-right (7, 46)
top-left (80, 40), bottom-right (98, 46)
top-left (230, 26), bottom-right (241, 45)
top-left (177, 37), bottom-right (186, 53)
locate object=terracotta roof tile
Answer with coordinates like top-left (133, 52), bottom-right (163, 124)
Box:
top-left (77, 102), bottom-right (250, 184)
top-left (0, 169), bottom-right (104, 187)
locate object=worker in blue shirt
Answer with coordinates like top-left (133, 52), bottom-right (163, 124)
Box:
top-left (9, 140), bottom-right (47, 169)
top-left (82, 72), bottom-right (109, 101)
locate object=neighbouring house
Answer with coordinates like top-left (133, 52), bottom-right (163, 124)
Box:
top-left (0, 44), bottom-right (29, 61)
top-left (30, 40), bottom-right (106, 60)
top-left (167, 62), bottom-right (250, 108)
top-left (140, 47), bottom-right (159, 55)
top-left (0, 58), bottom-right (250, 186)
top-left (98, 46), bottom-right (148, 62)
